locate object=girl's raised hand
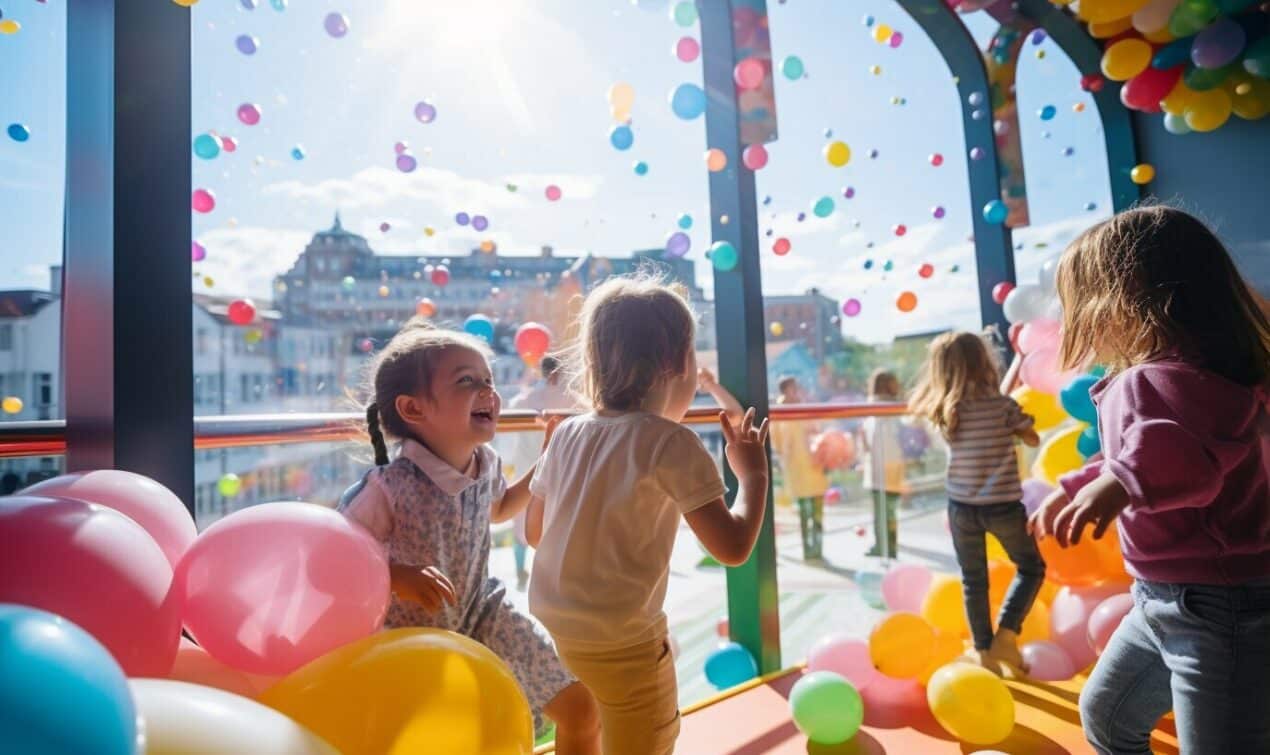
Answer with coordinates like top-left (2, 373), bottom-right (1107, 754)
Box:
top-left (720, 407), bottom-right (770, 483)
top-left (1049, 472), bottom-right (1129, 548)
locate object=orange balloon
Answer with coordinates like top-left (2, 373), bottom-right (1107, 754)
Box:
top-left (705, 148), bottom-right (728, 172)
top-left (1037, 533), bottom-right (1105, 587)
top-left (416, 298), bottom-right (437, 317)
top-left (987, 560), bottom-right (1016, 608)
top-left (896, 291), bottom-right (918, 312)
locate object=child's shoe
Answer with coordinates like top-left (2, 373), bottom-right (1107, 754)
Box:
top-left (988, 628), bottom-right (1027, 672)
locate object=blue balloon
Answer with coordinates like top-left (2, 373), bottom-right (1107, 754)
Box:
top-left (609, 124), bottom-right (634, 151)
top-left (463, 314), bottom-right (495, 343)
top-left (781, 55), bottom-right (805, 80)
top-left (710, 240), bottom-right (738, 271)
top-left (705, 642), bottom-right (758, 689)
top-left (812, 196), bottom-right (835, 218)
top-left (1077, 424), bottom-right (1101, 458)
top-left (1152, 36), bottom-right (1195, 70)
top-left (983, 199), bottom-right (1008, 224)
top-left (669, 83), bottom-right (707, 120)
top-left (677, 213), bottom-right (693, 230)
top-left (6, 123), bottom-right (31, 142)
top-left (1060, 374), bottom-right (1099, 424)
top-left (1039, 104), bottom-right (1057, 121)
top-left (290, 144), bottom-right (306, 160)
top-left (633, 160), bottom-right (649, 176)
top-left (0, 605), bottom-right (136, 755)
top-left (193, 133), bottom-right (221, 160)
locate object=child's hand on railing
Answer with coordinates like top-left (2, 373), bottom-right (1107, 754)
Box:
top-left (720, 407), bottom-right (770, 484)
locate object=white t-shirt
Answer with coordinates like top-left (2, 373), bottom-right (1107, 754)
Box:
top-left (529, 411), bottom-right (726, 650)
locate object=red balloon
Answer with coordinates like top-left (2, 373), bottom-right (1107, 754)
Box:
top-left (1120, 65), bottom-right (1181, 113)
top-left (430, 265), bottom-right (450, 287)
top-left (514, 322), bottom-right (551, 364)
top-left (1080, 73), bottom-right (1105, 93)
top-left (772, 237), bottom-right (791, 256)
top-left (918, 263), bottom-right (935, 278)
top-left (991, 281), bottom-right (1015, 305)
top-left (227, 298), bottom-right (256, 326)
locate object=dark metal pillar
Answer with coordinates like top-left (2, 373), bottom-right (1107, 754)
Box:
top-left (699, 0), bottom-right (781, 673)
top-left (64, 0), bottom-right (194, 511)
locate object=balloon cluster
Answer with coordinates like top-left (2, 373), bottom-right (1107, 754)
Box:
top-left (1081, 0), bottom-right (1270, 133)
top-left (0, 472), bottom-right (534, 755)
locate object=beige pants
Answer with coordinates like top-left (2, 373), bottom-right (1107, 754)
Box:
top-left (553, 634), bottom-right (680, 755)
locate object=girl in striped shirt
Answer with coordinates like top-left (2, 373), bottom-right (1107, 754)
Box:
top-left (910, 331), bottom-right (1045, 672)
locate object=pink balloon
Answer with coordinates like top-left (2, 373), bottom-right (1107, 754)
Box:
top-left (742, 143), bottom-right (768, 170)
top-left (1021, 640), bottom-right (1077, 681)
top-left (1017, 318), bottom-right (1061, 356)
top-left (675, 36), bottom-right (700, 63)
top-left (1021, 345), bottom-right (1079, 395)
top-left (806, 635), bottom-right (879, 690)
top-left (1087, 593), bottom-right (1135, 656)
top-left (0, 496), bottom-right (182, 677)
top-left (174, 502), bottom-right (389, 676)
top-left (881, 563), bottom-right (933, 613)
top-left (1049, 583), bottom-right (1128, 672)
top-left (192, 188), bottom-right (216, 214)
top-left (26, 470), bottom-right (197, 569)
top-left (860, 674), bottom-right (930, 729)
top-left (733, 57), bottom-right (766, 90)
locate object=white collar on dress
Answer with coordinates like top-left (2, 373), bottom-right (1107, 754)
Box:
top-left (398, 438), bottom-right (498, 497)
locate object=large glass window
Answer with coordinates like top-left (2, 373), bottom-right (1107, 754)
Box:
top-left (0, 2), bottom-right (66, 485)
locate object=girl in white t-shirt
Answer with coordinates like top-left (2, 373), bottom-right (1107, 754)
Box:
top-left (526, 275), bottom-right (771, 755)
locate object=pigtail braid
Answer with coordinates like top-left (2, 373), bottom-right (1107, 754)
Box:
top-left (366, 403), bottom-right (389, 466)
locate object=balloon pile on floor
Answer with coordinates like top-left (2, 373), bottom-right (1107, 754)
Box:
top-left (1074, 0), bottom-right (1269, 132)
top-left (0, 471), bottom-right (534, 755)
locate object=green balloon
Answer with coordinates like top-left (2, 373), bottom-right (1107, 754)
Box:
top-left (789, 671), bottom-right (864, 745)
top-left (671, 1), bottom-right (697, 27)
top-left (1184, 62), bottom-right (1236, 91)
top-left (710, 241), bottom-right (738, 272)
top-left (1245, 36), bottom-right (1270, 80)
top-left (1167, 0), bottom-right (1218, 38)
top-left (218, 473), bottom-right (243, 498)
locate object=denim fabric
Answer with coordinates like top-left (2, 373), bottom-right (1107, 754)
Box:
top-left (1080, 579), bottom-right (1270, 755)
top-left (947, 500), bottom-right (1046, 650)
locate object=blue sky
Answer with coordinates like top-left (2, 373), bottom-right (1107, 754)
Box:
top-left (0, 0), bottom-right (1110, 342)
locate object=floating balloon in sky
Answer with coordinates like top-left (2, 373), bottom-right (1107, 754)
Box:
top-left (675, 37), bottom-right (700, 63)
top-left (270, 0), bottom-right (286, 10)
top-left (220, 135), bottom-right (237, 152)
top-left (192, 242), bottom-right (207, 262)
top-left (609, 124), bottom-right (634, 151)
top-left (665, 232), bottom-right (691, 258)
top-left (670, 83), bottom-right (707, 120)
top-left (290, 145), bottom-right (306, 160)
top-left (671, 1), bottom-right (697, 27)
top-left (455, 212), bottom-right (470, 226)
top-left (893, 224), bottom-right (907, 237)
top-left (677, 213), bottom-right (693, 230)
top-left (781, 55), bottom-right (805, 80)
top-left (969, 146), bottom-right (985, 160)
top-left (396, 152), bottom-right (417, 172)
top-left (193, 133), bottom-right (221, 159)
top-left (710, 241), bottom-right (739, 271)
top-left (1039, 104), bottom-right (1057, 120)
top-left (705, 148), bottom-right (728, 172)
top-left (896, 291), bottom-right (918, 312)
top-left (545, 185), bottom-right (562, 201)
top-left (889, 31), bottom-right (904, 48)
top-left (824, 141), bottom-right (851, 167)
top-left (734, 58), bottom-right (766, 90)
top-left (932, 206), bottom-right (946, 219)
top-left (323, 12), bottom-right (349, 38)
top-left (742, 144), bottom-right (768, 170)
top-left (843, 298), bottom-right (862, 317)
top-left (235, 34), bottom-right (258, 55)
top-left (929, 153), bottom-right (943, 166)
top-left (192, 189), bottom-right (216, 213)
top-left (0, 20), bottom-right (21, 35)
top-left (472, 215), bottom-right (489, 231)
top-left (812, 196), bottom-right (835, 218)
top-left (919, 263), bottom-right (935, 279)
top-left (430, 265), bottom-right (451, 287)
top-left (983, 199), bottom-right (1008, 224)
top-left (414, 100), bottom-right (437, 124)
top-left (227, 299), bottom-right (256, 326)
top-left (237, 103), bottom-right (262, 125)
top-left (773, 238), bottom-right (791, 256)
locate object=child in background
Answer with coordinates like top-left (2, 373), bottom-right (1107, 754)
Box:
top-left (1028, 206), bottom-right (1270, 754)
top-left (910, 331), bottom-right (1045, 671)
top-left (769, 375), bottom-right (828, 561)
top-left (337, 321), bottom-right (600, 753)
top-left (860, 369), bottom-right (904, 559)
top-left (526, 276), bottom-right (770, 755)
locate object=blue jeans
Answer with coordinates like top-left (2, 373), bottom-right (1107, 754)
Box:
top-left (1080, 579), bottom-right (1270, 755)
top-left (947, 500), bottom-right (1046, 650)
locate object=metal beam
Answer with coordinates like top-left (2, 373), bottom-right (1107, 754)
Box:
top-left (897, 0), bottom-right (1016, 338)
top-left (698, 0), bottom-right (781, 674)
top-left (64, 0), bottom-right (194, 510)
top-left (1013, 0), bottom-right (1141, 212)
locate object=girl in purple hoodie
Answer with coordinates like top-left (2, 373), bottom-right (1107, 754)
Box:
top-left (1030, 206), bottom-right (1270, 755)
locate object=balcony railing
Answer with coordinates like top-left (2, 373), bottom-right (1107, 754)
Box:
top-left (0, 402), bottom-right (909, 459)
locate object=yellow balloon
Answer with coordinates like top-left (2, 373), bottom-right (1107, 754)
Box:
top-left (1010, 386), bottom-right (1066, 432)
top-left (921, 574), bottom-right (969, 638)
top-left (1079, 0), bottom-right (1150, 24)
top-left (1184, 88), bottom-right (1233, 132)
top-left (1160, 80), bottom-right (1199, 116)
top-left (1, 396), bottom-right (23, 414)
top-left (823, 140), bottom-right (851, 167)
top-left (869, 612), bottom-right (936, 679)
top-left (606, 81), bottom-right (635, 110)
top-left (1088, 17), bottom-right (1134, 38)
top-left (1143, 27), bottom-right (1175, 44)
top-left (985, 533), bottom-right (1009, 563)
top-left (1101, 38), bottom-right (1152, 81)
top-left (917, 629), bottom-right (966, 685)
top-left (873, 23), bottom-right (893, 43)
top-left (927, 663), bottom-right (1016, 745)
top-left (769, 322), bottom-right (784, 337)
top-left (260, 628), bottom-right (533, 755)
top-left (1130, 163), bottom-right (1155, 184)
top-left (131, 679), bottom-right (338, 755)
top-left (1227, 74), bottom-right (1270, 121)
top-left (1032, 424), bottom-right (1086, 485)
top-left (171, 0), bottom-right (200, 5)
top-left (0, 19), bottom-right (20, 34)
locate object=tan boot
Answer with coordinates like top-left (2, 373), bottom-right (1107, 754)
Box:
top-left (989, 628), bottom-right (1027, 672)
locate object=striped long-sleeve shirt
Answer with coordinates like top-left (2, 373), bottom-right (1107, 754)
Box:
top-left (945, 395), bottom-right (1034, 504)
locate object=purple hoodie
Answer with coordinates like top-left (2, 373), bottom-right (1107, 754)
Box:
top-left (1060, 360), bottom-right (1270, 585)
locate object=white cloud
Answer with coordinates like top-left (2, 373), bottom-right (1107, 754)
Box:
top-left (192, 226), bottom-right (312, 300)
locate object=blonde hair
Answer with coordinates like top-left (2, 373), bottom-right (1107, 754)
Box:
top-left (361, 317), bottom-right (493, 465)
top-left (908, 331), bottom-right (1001, 435)
top-left (867, 369), bottom-right (901, 401)
top-left (1057, 205), bottom-right (1270, 387)
top-left (568, 274), bottom-right (696, 411)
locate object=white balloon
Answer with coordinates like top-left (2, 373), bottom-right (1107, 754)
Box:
top-left (1132, 0), bottom-right (1182, 34)
top-left (1037, 254), bottom-right (1061, 294)
top-left (1002, 284), bottom-right (1048, 324)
